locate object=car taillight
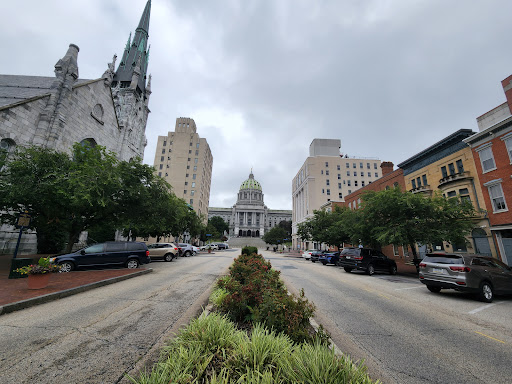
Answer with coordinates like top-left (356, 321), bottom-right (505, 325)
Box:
top-left (456, 281), bottom-right (466, 285)
top-left (353, 256), bottom-right (363, 260)
top-left (449, 266), bottom-right (471, 272)
top-left (174, 248), bottom-right (178, 251)
top-left (419, 263), bottom-right (426, 268)
top-left (146, 250), bottom-right (150, 257)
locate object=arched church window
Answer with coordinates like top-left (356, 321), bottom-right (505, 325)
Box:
top-left (80, 138), bottom-right (97, 148)
top-left (91, 104), bottom-right (104, 125)
top-left (0, 138), bottom-right (15, 170)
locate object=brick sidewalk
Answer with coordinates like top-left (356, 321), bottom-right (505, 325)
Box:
top-left (0, 268), bottom-right (148, 307)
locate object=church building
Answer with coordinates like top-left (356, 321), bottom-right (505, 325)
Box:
top-left (0, 1), bottom-right (153, 254)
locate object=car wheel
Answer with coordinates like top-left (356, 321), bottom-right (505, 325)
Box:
top-left (311, 260), bottom-right (316, 263)
top-left (367, 264), bottom-right (375, 275)
top-left (344, 267), bottom-right (353, 273)
top-left (389, 265), bottom-right (397, 275)
top-left (127, 259), bottom-right (139, 269)
top-left (164, 253), bottom-right (173, 262)
top-left (479, 282), bottom-right (493, 303)
top-left (193, 251), bottom-right (197, 256)
top-left (427, 285), bottom-right (441, 293)
top-left (185, 250), bottom-right (192, 257)
top-left (59, 261), bottom-right (74, 273)
top-left (321, 261), bottom-right (327, 265)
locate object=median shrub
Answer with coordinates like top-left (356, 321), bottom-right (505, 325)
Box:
top-left (214, 252), bottom-right (318, 344)
top-left (241, 246), bottom-right (258, 256)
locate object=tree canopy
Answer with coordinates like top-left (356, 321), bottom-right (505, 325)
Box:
top-left (0, 144), bottom-right (203, 253)
top-left (262, 226), bottom-right (288, 245)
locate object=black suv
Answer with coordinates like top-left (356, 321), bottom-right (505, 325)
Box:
top-left (53, 241), bottom-right (150, 272)
top-left (338, 247), bottom-right (397, 275)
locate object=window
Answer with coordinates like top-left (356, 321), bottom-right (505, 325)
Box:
top-left (193, 174), bottom-right (196, 180)
top-left (192, 182), bottom-right (196, 187)
top-left (503, 135), bottom-right (512, 162)
top-left (158, 172), bottom-right (161, 176)
top-left (477, 145), bottom-right (496, 172)
top-left (326, 170), bottom-right (330, 175)
top-left (187, 158), bottom-right (191, 161)
top-left (189, 142), bottom-right (193, 146)
top-left (416, 177), bottom-right (421, 187)
top-left (338, 193), bottom-right (343, 199)
top-left (337, 165), bottom-right (340, 170)
top-left (375, 172), bottom-right (378, 177)
top-left (347, 171), bottom-right (350, 176)
top-left (447, 191), bottom-right (457, 198)
top-left (374, 163), bottom-right (377, 169)
top-left (448, 163), bottom-right (455, 175)
top-left (185, 182), bottom-right (188, 186)
top-left (486, 180), bottom-right (507, 212)
top-left (190, 190), bottom-right (195, 196)
top-left (346, 163), bottom-right (349, 168)
top-left (441, 166), bottom-right (448, 178)
top-left (187, 165), bottom-right (190, 169)
top-left (190, 199), bottom-right (193, 204)
top-left (194, 158), bottom-right (198, 164)
top-left (348, 189), bottom-right (352, 194)
top-left (362, 181), bottom-right (365, 187)
top-left (186, 174), bottom-right (189, 177)
top-left (322, 188), bottom-right (325, 194)
top-left (411, 179), bottom-right (417, 189)
top-left (161, 149), bottom-right (165, 154)
top-left (338, 183), bottom-right (342, 189)
top-left (326, 189), bottom-right (330, 195)
top-left (325, 162), bottom-right (329, 167)
top-left (367, 163), bottom-right (370, 169)
top-left (347, 180), bottom-right (351, 186)
top-left (422, 175), bottom-right (427, 186)
top-left (353, 163), bottom-right (356, 168)
top-left (459, 188), bottom-right (471, 203)
top-left (368, 172), bottom-right (371, 177)
top-left (337, 174), bottom-right (341, 179)
top-left (196, 143), bottom-right (200, 148)
top-left (184, 190), bottom-right (187, 194)
top-left (163, 141), bottom-right (167, 146)
top-left (360, 172), bottom-right (364, 176)
top-left (456, 159), bottom-right (464, 173)
top-left (193, 166), bottom-right (197, 171)
top-left (159, 164), bottom-right (163, 170)
top-left (160, 156), bottom-right (164, 162)
top-left (360, 162), bottom-right (363, 168)
top-left (355, 180), bottom-right (358, 186)
top-left (393, 244), bottom-right (399, 256)
top-left (353, 171), bottom-right (357, 176)
top-left (321, 170), bottom-right (324, 175)
top-left (188, 150), bottom-right (192, 154)
top-left (326, 179), bottom-right (330, 186)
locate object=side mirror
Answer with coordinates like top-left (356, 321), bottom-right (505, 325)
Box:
top-left (81, 250), bottom-right (86, 255)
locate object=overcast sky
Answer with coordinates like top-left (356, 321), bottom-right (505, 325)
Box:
top-left (3, 1), bottom-right (512, 210)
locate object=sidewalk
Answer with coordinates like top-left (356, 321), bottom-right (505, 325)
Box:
top-left (0, 254), bottom-right (152, 315)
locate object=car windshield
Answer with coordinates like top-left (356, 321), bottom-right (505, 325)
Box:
top-left (341, 248), bottom-right (360, 256)
top-left (423, 254), bottom-right (464, 264)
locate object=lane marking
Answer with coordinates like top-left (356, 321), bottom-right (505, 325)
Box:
top-left (468, 302), bottom-right (501, 315)
top-left (378, 293), bottom-right (391, 300)
top-left (474, 331), bottom-right (506, 344)
top-left (394, 286), bottom-right (424, 291)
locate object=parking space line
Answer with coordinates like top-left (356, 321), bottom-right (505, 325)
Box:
top-left (468, 302), bottom-right (501, 315)
top-left (474, 331), bottom-right (506, 344)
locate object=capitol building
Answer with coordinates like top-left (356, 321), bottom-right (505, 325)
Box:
top-left (208, 172), bottom-right (291, 237)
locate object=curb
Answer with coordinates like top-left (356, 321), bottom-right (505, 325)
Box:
top-left (0, 268), bottom-right (153, 316)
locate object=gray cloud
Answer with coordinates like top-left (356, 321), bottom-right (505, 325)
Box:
top-left (3, 0), bottom-right (512, 210)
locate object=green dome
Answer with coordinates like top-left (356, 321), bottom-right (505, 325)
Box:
top-left (240, 172), bottom-right (262, 191)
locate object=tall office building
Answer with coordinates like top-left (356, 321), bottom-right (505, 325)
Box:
top-left (153, 117), bottom-right (213, 219)
top-left (292, 139), bottom-right (381, 249)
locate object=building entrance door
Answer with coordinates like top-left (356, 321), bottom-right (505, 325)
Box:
top-left (472, 228), bottom-right (491, 256)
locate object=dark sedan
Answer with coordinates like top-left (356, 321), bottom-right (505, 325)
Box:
top-left (319, 252), bottom-right (340, 265)
top-left (310, 250), bottom-right (325, 263)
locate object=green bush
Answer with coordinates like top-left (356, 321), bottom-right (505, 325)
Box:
top-left (241, 246), bottom-right (258, 256)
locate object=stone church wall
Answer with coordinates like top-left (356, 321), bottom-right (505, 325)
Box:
top-left (0, 98), bottom-right (49, 146)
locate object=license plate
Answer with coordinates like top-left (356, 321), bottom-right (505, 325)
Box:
top-left (432, 268), bottom-right (445, 274)
top-left (346, 256), bottom-right (351, 259)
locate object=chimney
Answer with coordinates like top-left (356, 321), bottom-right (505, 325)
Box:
top-left (380, 161), bottom-right (394, 176)
top-left (501, 75), bottom-right (512, 114)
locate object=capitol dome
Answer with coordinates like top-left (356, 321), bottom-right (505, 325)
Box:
top-left (239, 172), bottom-right (262, 191)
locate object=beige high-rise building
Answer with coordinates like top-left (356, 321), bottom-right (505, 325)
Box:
top-left (292, 139), bottom-right (381, 250)
top-left (153, 117), bottom-right (213, 220)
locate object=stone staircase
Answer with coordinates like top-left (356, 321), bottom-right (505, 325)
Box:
top-left (227, 237), bottom-right (268, 250)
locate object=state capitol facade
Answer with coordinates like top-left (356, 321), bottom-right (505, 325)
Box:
top-left (208, 172), bottom-right (291, 237)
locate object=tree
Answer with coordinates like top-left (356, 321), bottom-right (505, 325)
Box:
top-left (278, 220), bottom-right (292, 236)
top-left (296, 207), bottom-right (352, 249)
top-left (209, 216), bottom-right (229, 236)
top-left (359, 188), bottom-right (476, 262)
top-left (262, 226), bottom-right (288, 245)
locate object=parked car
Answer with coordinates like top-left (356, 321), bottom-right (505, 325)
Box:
top-left (52, 241), bottom-right (150, 272)
top-left (177, 243), bottom-right (195, 257)
top-left (200, 243), bottom-right (218, 251)
top-left (319, 251), bottom-right (340, 265)
top-left (217, 243), bottom-right (228, 250)
top-left (338, 247), bottom-right (397, 275)
top-left (419, 253), bottom-right (512, 302)
top-left (147, 243), bottom-right (179, 262)
top-left (191, 245), bottom-right (200, 255)
top-left (302, 250), bottom-right (315, 260)
top-left (310, 250), bottom-right (325, 263)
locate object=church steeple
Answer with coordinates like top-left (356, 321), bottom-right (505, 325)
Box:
top-left (112, 0), bottom-right (151, 94)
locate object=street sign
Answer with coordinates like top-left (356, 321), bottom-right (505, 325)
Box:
top-left (16, 211), bottom-right (31, 228)
top-left (206, 234), bottom-right (212, 236)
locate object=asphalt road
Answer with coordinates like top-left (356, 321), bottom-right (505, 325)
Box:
top-left (0, 250), bottom-right (237, 384)
top-left (263, 250), bottom-right (512, 384)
